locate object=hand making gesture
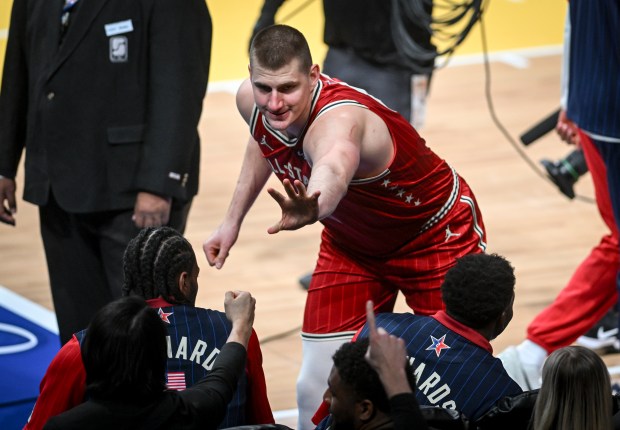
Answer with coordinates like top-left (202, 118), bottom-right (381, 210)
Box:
top-left (267, 179), bottom-right (320, 234)
top-left (364, 300), bottom-right (412, 398)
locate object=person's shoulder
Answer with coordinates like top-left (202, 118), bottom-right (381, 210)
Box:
top-left (375, 312), bottom-right (422, 324)
top-left (185, 306), bottom-right (229, 322)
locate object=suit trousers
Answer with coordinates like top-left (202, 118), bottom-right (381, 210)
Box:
top-left (39, 192), bottom-right (192, 345)
top-left (322, 47), bottom-right (431, 125)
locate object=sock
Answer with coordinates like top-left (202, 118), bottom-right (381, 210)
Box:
top-left (516, 339), bottom-right (548, 368)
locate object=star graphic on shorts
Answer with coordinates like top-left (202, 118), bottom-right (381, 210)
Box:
top-left (426, 334), bottom-right (450, 357)
top-left (158, 308), bottom-right (173, 324)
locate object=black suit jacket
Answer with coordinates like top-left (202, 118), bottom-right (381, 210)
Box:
top-left (0, 0), bottom-right (211, 212)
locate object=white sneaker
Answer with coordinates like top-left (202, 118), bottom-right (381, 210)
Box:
top-left (497, 346), bottom-right (542, 391)
top-left (575, 309), bottom-right (619, 351)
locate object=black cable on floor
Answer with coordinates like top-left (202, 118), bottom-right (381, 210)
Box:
top-left (478, 13), bottom-right (594, 204)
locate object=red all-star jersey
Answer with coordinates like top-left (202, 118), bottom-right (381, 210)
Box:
top-left (250, 74), bottom-right (459, 257)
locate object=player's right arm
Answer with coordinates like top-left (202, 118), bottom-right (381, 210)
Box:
top-left (23, 337), bottom-right (86, 430)
top-left (203, 80), bottom-right (272, 269)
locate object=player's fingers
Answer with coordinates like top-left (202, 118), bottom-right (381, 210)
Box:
top-left (267, 220), bottom-right (282, 235)
top-left (366, 300), bottom-right (377, 336)
top-left (267, 187), bottom-right (286, 206)
top-left (208, 244), bottom-right (228, 269)
top-left (132, 213), bottom-right (146, 228)
top-left (292, 180), bottom-right (307, 197)
top-left (203, 247), bottom-right (217, 266)
top-left (214, 250), bottom-right (228, 269)
top-left (0, 208), bottom-right (16, 226)
top-left (282, 179), bottom-right (300, 199)
top-left (5, 193), bottom-right (16, 213)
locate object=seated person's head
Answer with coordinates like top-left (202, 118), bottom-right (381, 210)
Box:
top-left (533, 345), bottom-right (612, 430)
top-left (82, 296), bottom-right (167, 402)
top-left (324, 338), bottom-right (416, 430)
top-left (441, 253), bottom-right (515, 340)
top-left (122, 227), bottom-right (198, 305)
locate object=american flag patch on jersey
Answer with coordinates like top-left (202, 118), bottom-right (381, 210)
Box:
top-left (166, 371), bottom-right (186, 390)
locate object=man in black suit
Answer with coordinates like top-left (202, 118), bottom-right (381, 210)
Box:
top-left (0, 0), bottom-right (212, 345)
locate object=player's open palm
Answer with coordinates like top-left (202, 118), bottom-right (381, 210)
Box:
top-left (267, 179), bottom-right (320, 234)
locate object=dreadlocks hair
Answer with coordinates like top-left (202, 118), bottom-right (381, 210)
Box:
top-left (122, 227), bottom-right (196, 305)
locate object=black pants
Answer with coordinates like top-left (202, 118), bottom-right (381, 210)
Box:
top-left (323, 47), bottom-right (428, 123)
top-left (39, 193), bottom-right (191, 345)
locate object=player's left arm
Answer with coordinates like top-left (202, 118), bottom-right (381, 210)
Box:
top-left (244, 329), bottom-right (275, 424)
top-left (265, 108), bottom-right (362, 233)
top-left (302, 107), bottom-right (363, 220)
top-left (266, 106), bottom-right (392, 233)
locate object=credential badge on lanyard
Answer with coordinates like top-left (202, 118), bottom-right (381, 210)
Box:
top-left (105, 20), bottom-right (133, 63)
top-left (109, 36), bottom-right (128, 62)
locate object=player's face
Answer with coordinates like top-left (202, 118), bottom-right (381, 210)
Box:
top-left (250, 58), bottom-right (320, 134)
top-left (492, 292), bottom-right (515, 340)
top-left (324, 366), bottom-right (358, 430)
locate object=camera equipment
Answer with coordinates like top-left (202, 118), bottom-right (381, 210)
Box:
top-left (519, 109), bottom-right (589, 199)
top-left (520, 109), bottom-right (560, 146)
top-left (540, 149), bottom-right (588, 200)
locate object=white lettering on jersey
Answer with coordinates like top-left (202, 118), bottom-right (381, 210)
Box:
top-left (166, 336), bottom-right (222, 371)
top-left (202, 348), bottom-right (220, 371)
top-left (409, 356), bottom-right (456, 410)
top-left (175, 337), bottom-right (188, 360)
top-left (189, 340), bottom-right (208, 364)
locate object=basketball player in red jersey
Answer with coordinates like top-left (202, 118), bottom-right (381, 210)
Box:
top-left (203, 25), bottom-right (486, 430)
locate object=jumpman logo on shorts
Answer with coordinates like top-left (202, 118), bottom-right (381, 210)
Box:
top-left (445, 225), bottom-right (461, 242)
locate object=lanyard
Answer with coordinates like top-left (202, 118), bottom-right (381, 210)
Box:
top-left (61, 0), bottom-right (80, 27)
top-left (62, 0), bottom-right (79, 13)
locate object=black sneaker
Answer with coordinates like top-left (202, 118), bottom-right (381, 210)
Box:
top-left (576, 308), bottom-right (619, 351)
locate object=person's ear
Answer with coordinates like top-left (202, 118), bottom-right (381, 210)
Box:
top-left (177, 271), bottom-right (190, 296)
top-left (309, 64), bottom-right (320, 86)
top-left (358, 399), bottom-right (375, 422)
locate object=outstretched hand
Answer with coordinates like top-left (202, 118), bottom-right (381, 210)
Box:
top-left (267, 179), bottom-right (320, 234)
top-left (364, 300), bottom-right (412, 397)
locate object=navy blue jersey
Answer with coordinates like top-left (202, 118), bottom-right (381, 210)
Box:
top-left (76, 298), bottom-right (248, 428)
top-left (356, 311), bottom-right (522, 421)
top-left (567, 0), bottom-right (620, 141)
